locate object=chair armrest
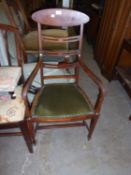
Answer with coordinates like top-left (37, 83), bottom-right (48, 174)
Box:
top-left (22, 61), bottom-right (41, 109)
top-left (79, 59), bottom-right (106, 114)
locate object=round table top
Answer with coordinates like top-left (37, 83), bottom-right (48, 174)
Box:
top-left (32, 8), bottom-right (89, 26)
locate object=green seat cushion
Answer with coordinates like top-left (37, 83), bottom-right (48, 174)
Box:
top-left (23, 29), bottom-right (68, 51)
top-left (32, 84), bottom-right (93, 119)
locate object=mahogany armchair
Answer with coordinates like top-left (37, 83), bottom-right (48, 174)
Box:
top-left (22, 59), bottom-right (105, 142)
top-left (22, 8), bottom-right (105, 143)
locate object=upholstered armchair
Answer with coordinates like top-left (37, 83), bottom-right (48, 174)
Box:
top-left (22, 59), bottom-right (105, 143)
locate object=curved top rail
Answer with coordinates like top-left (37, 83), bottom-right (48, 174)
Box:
top-left (32, 8), bottom-right (89, 26)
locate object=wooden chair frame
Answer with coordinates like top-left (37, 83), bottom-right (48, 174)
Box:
top-left (32, 8), bottom-right (89, 60)
top-left (0, 23), bottom-right (23, 66)
top-left (0, 23), bottom-right (33, 153)
top-left (22, 59), bottom-right (105, 142)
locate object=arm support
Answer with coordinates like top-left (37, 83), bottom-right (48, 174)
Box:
top-left (79, 59), bottom-right (106, 114)
top-left (22, 61), bottom-right (41, 110)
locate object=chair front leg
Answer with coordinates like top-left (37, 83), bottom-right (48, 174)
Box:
top-left (27, 119), bottom-right (36, 145)
top-left (19, 120), bottom-right (33, 153)
top-left (88, 115), bottom-right (100, 140)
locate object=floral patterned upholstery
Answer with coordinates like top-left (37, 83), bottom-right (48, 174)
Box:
top-left (0, 86), bottom-right (25, 124)
top-left (0, 67), bottom-right (21, 92)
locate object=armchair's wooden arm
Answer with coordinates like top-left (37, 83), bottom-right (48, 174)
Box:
top-left (22, 61), bottom-right (41, 108)
top-left (79, 59), bottom-right (106, 114)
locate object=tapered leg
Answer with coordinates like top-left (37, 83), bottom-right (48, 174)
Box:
top-left (88, 115), bottom-right (99, 140)
top-left (19, 120), bottom-right (33, 153)
top-left (27, 120), bottom-right (36, 145)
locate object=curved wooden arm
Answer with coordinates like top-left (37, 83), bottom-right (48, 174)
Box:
top-left (22, 61), bottom-right (41, 107)
top-left (79, 59), bottom-right (106, 114)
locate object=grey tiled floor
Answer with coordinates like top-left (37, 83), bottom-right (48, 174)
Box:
top-left (0, 41), bottom-right (131, 175)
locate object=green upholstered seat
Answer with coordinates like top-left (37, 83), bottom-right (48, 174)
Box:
top-left (32, 84), bottom-right (94, 118)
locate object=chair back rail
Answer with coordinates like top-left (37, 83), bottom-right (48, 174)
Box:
top-left (41, 36), bottom-right (80, 43)
top-left (32, 9), bottom-right (89, 60)
top-left (40, 50), bottom-right (80, 57)
top-left (41, 62), bottom-right (79, 84)
top-left (0, 23), bottom-right (23, 66)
